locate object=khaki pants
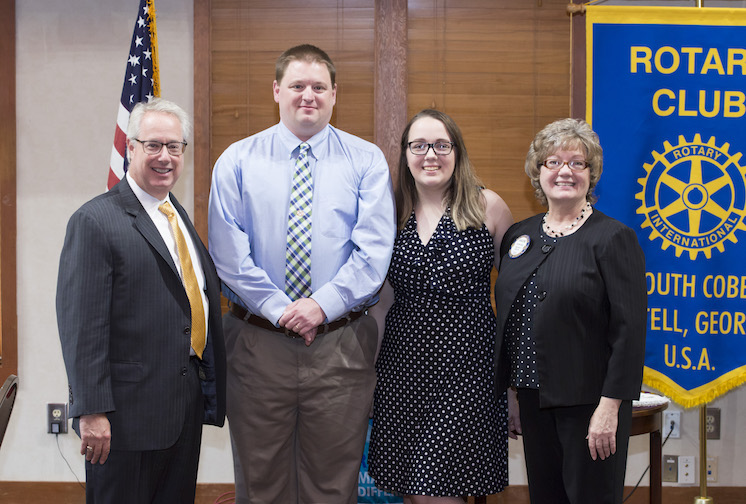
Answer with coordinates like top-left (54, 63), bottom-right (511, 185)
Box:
top-left (224, 312), bottom-right (378, 504)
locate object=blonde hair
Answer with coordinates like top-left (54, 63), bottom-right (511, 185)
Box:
top-left (396, 109), bottom-right (485, 231)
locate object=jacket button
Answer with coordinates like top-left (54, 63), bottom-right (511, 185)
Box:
top-left (181, 367), bottom-right (188, 376)
top-left (537, 291), bottom-right (547, 301)
top-left (184, 327), bottom-right (191, 335)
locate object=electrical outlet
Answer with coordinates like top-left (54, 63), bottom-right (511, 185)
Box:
top-left (662, 454), bottom-right (678, 482)
top-left (679, 455), bottom-right (696, 484)
top-left (706, 456), bottom-right (718, 482)
top-left (47, 403), bottom-right (68, 434)
top-left (663, 410), bottom-right (681, 438)
top-left (706, 408), bottom-right (721, 439)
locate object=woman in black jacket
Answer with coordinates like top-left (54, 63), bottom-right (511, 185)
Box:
top-left (495, 118), bottom-right (647, 504)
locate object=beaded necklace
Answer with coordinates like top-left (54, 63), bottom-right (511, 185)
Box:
top-left (542, 201), bottom-right (591, 237)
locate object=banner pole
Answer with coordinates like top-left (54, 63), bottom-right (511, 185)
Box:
top-left (694, 404), bottom-right (713, 504)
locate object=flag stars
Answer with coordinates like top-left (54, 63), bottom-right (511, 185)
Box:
top-left (135, 36), bottom-right (143, 47)
top-left (144, 49), bottom-right (152, 60)
top-left (128, 54), bottom-right (141, 67)
top-left (142, 67), bottom-right (148, 78)
top-left (137, 16), bottom-right (146, 28)
top-left (129, 73), bottom-right (138, 85)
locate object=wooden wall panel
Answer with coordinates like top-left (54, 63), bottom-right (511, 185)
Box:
top-left (374, 0), bottom-right (408, 178)
top-left (407, 0), bottom-right (572, 221)
top-left (0, 0), bottom-right (18, 379)
top-left (198, 0), bottom-right (573, 225)
top-left (2, 482), bottom-right (745, 504)
top-left (208, 0), bottom-right (377, 174)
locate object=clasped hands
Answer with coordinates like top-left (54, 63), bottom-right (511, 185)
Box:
top-left (278, 298), bottom-right (326, 346)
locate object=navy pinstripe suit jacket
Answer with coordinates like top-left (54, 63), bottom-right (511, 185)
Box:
top-left (57, 178), bottom-right (226, 451)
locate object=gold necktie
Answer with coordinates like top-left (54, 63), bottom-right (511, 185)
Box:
top-left (159, 202), bottom-right (206, 359)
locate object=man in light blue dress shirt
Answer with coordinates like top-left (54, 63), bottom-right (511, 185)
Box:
top-left (208, 44), bottom-right (396, 504)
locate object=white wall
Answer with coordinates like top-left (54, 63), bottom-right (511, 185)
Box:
top-left (2, 0), bottom-right (745, 492)
top-left (1, 0), bottom-right (232, 484)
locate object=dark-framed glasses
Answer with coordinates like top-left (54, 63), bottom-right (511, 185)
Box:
top-left (133, 138), bottom-right (188, 156)
top-left (408, 141), bottom-right (454, 156)
top-left (542, 159), bottom-right (589, 171)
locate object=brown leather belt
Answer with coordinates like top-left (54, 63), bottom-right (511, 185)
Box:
top-left (229, 303), bottom-right (363, 338)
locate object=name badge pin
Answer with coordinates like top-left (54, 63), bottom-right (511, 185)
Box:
top-left (508, 235), bottom-right (531, 258)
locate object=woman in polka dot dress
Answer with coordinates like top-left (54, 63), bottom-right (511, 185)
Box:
top-left (368, 109), bottom-right (514, 503)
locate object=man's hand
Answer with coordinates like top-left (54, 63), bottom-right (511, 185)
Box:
top-left (278, 298), bottom-right (326, 346)
top-left (79, 413), bottom-right (111, 464)
top-left (587, 396), bottom-right (622, 461)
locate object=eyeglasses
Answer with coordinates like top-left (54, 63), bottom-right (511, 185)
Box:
top-left (133, 138), bottom-right (188, 156)
top-left (407, 141), bottom-right (454, 156)
top-left (542, 159), bottom-right (589, 171)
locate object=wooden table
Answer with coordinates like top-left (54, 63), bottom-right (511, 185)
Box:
top-left (631, 401), bottom-right (669, 504)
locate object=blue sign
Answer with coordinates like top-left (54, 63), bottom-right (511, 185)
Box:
top-left (358, 420), bottom-right (402, 503)
top-left (588, 6), bottom-right (746, 407)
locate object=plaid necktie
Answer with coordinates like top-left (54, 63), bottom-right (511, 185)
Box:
top-left (159, 202), bottom-right (206, 358)
top-left (285, 143), bottom-right (313, 300)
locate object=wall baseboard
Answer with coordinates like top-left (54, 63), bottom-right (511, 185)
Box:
top-left (0, 482), bottom-right (743, 504)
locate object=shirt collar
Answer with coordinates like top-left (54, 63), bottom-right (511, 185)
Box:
top-left (277, 121), bottom-right (331, 159)
top-left (126, 172), bottom-right (171, 213)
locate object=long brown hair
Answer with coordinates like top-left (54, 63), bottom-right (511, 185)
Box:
top-left (396, 109), bottom-right (486, 231)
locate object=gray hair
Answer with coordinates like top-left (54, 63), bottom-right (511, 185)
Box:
top-left (524, 118), bottom-right (603, 206)
top-left (126, 97), bottom-right (192, 146)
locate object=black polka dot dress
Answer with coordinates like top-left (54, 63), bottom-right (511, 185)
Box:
top-left (368, 212), bottom-right (508, 497)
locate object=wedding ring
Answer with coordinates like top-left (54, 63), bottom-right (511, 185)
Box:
top-left (86, 446), bottom-right (93, 451)
top-left (294, 324), bottom-right (300, 331)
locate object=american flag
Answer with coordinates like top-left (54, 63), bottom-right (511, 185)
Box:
top-left (107, 0), bottom-right (160, 190)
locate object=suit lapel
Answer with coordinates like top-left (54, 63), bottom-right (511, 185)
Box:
top-left (116, 178), bottom-right (181, 278)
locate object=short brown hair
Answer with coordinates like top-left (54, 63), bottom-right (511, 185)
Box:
top-left (275, 44), bottom-right (336, 86)
top-left (524, 118), bottom-right (603, 206)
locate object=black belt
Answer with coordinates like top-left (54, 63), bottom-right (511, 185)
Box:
top-left (229, 303), bottom-right (363, 338)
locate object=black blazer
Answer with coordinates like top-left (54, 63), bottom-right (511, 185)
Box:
top-left (57, 178), bottom-right (226, 451)
top-left (494, 210), bottom-right (646, 408)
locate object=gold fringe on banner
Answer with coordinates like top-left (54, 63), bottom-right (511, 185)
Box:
top-left (645, 366), bottom-right (746, 408)
top-left (147, 0), bottom-right (160, 98)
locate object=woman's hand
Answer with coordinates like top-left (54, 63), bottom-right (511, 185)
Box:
top-left (587, 396), bottom-right (621, 460)
top-left (507, 387), bottom-right (521, 439)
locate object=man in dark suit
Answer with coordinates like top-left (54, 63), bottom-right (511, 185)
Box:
top-left (57, 98), bottom-right (226, 503)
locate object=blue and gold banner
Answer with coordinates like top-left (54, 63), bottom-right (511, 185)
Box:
top-left (587, 6), bottom-right (746, 407)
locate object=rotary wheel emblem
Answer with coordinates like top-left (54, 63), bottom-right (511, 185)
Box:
top-left (636, 134), bottom-right (746, 260)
